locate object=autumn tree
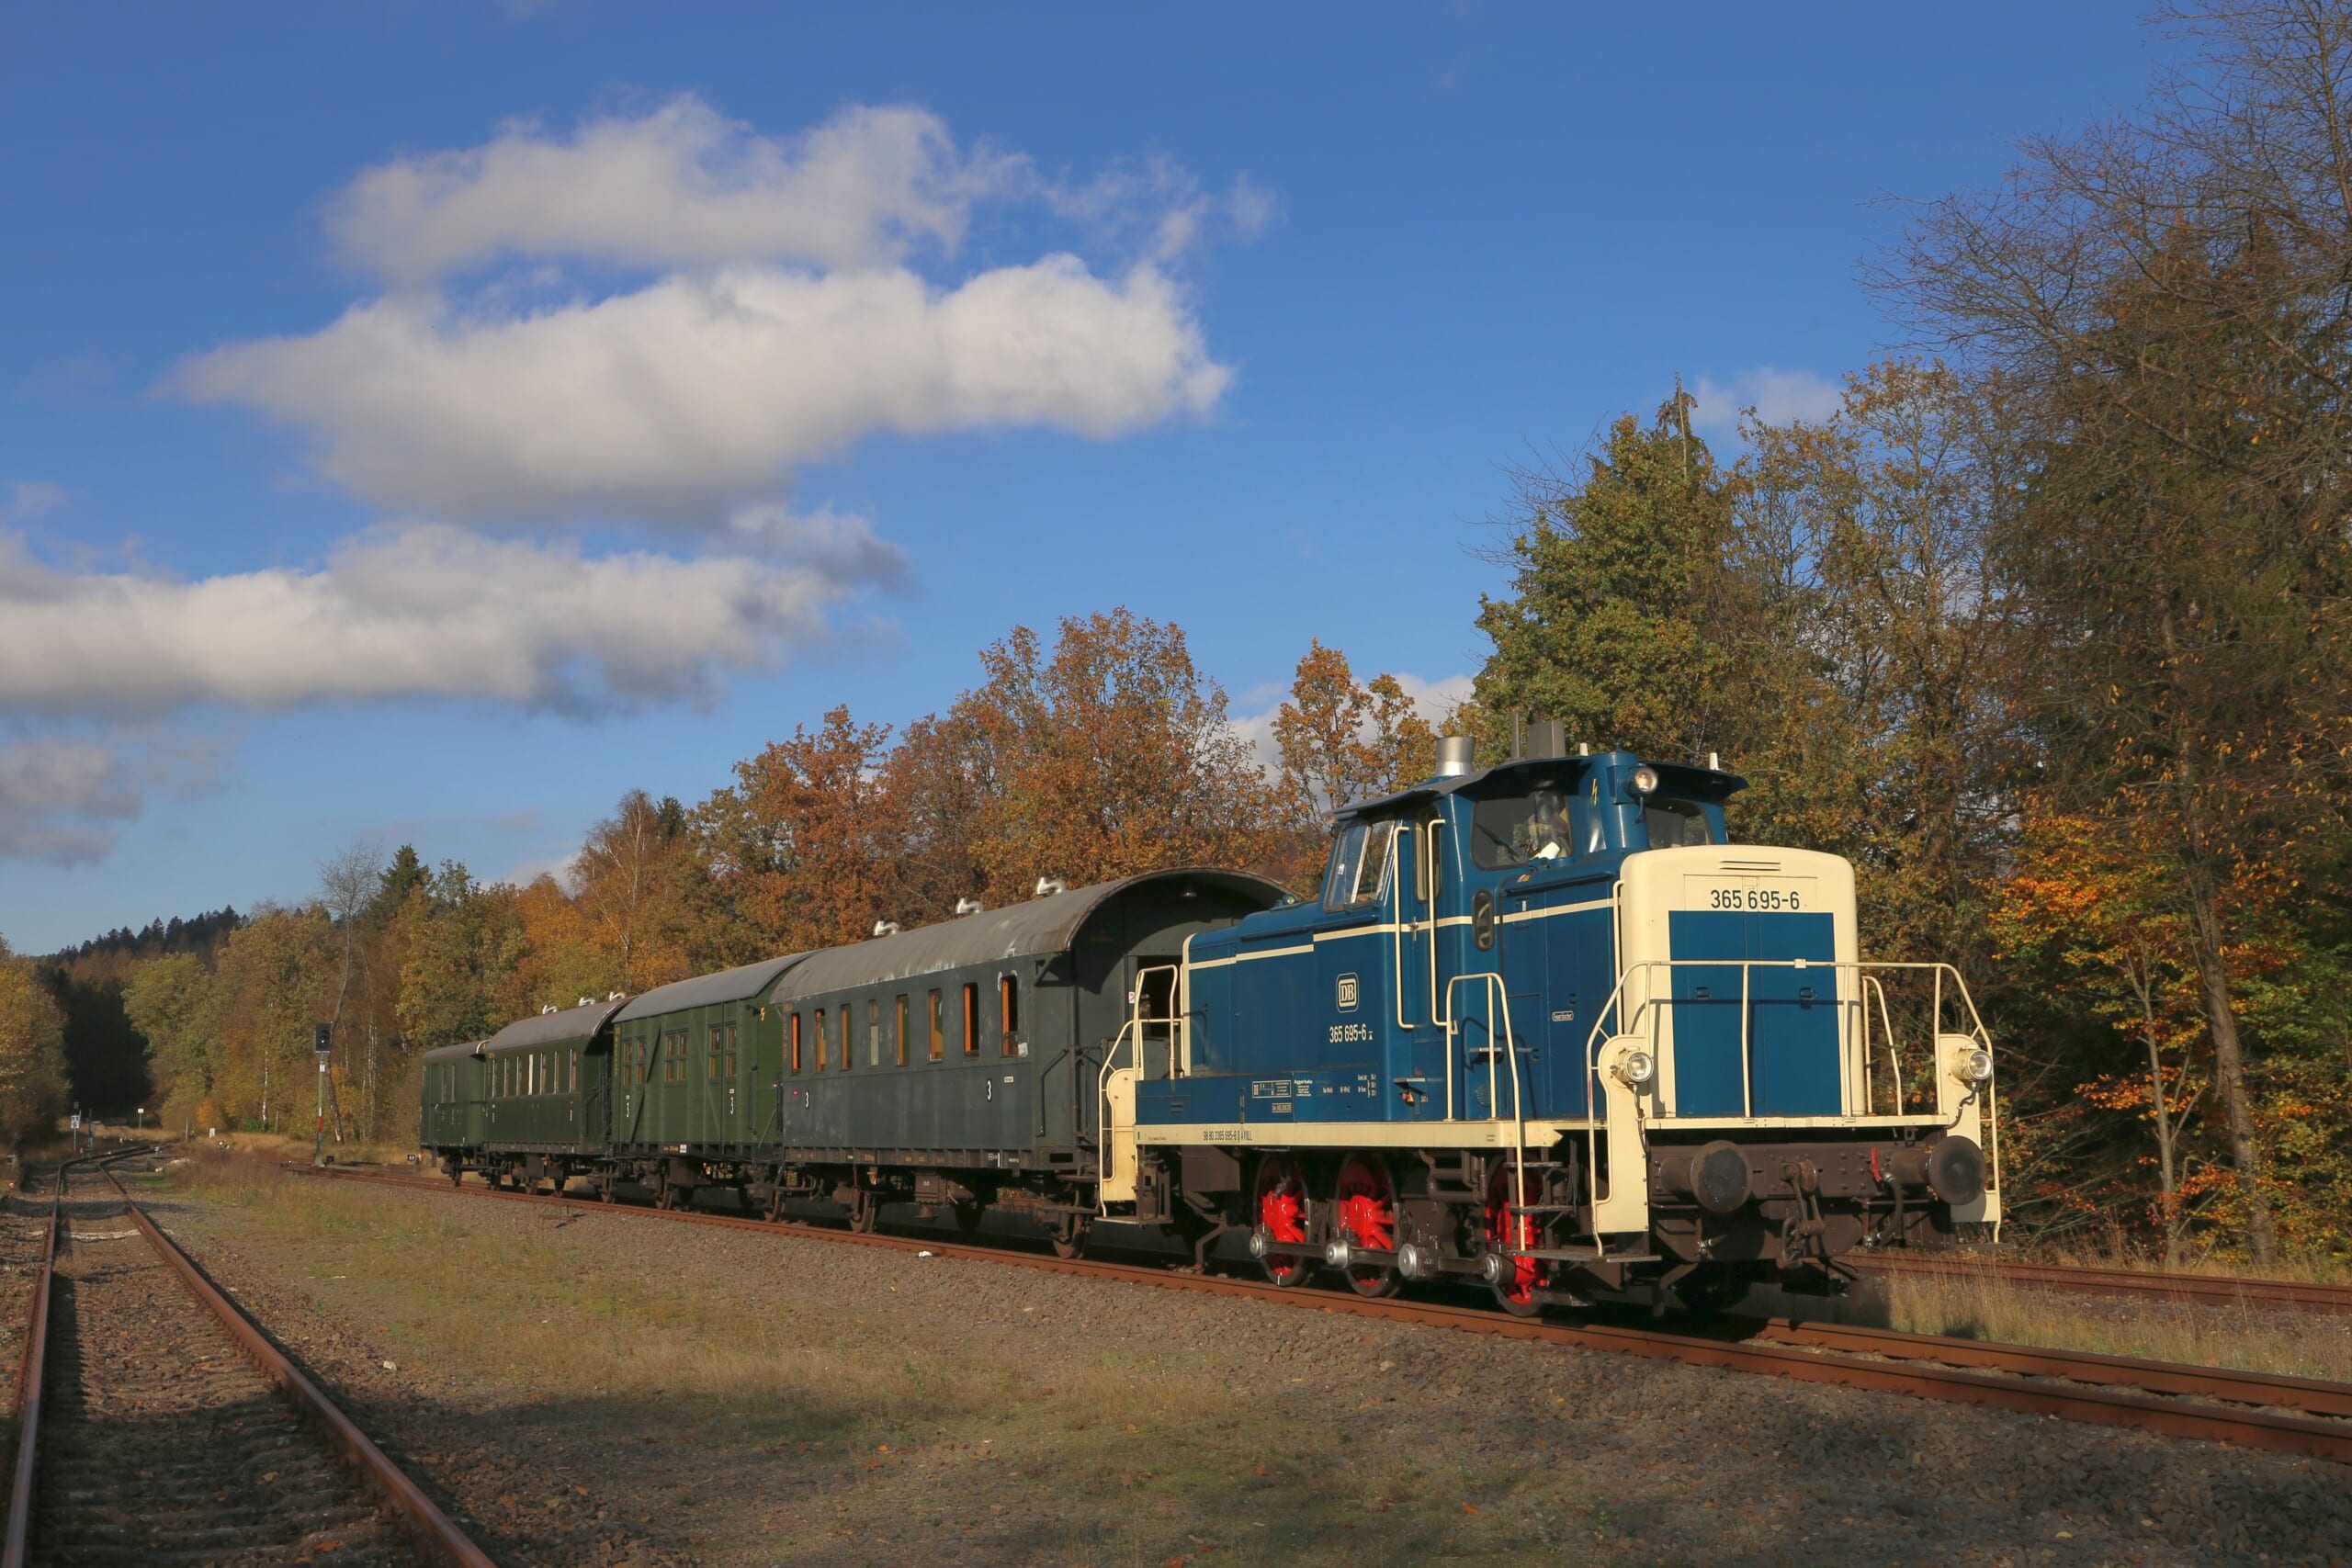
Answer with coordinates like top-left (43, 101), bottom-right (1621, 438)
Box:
top-left (1272, 640), bottom-right (1437, 814)
top-left (122, 951), bottom-right (217, 1134)
top-left (698, 708), bottom-right (908, 952)
top-left (937, 611), bottom-right (1292, 899)
top-left (1892, 0), bottom-right (2352, 1260)
top-left (0, 938), bottom-right (70, 1146)
top-left (572, 792), bottom-right (702, 991)
top-left (204, 908), bottom-right (339, 1134)
top-left (394, 864), bottom-right (526, 1052)
top-left (1741, 363), bottom-right (2025, 965)
top-left (1475, 395), bottom-right (1744, 764)
top-left (513, 874), bottom-right (623, 1011)
top-left (1268, 640), bottom-right (1438, 888)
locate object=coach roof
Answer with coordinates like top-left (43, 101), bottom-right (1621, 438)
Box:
top-left (771, 867), bottom-right (1286, 1001)
top-left (613, 953), bottom-right (809, 1023)
top-left (481, 996), bottom-right (628, 1053)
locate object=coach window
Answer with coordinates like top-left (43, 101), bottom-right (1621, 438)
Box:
top-left (962, 982), bottom-right (979, 1056)
top-left (724, 1021), bottom-right (740, 1079)
top-left (707, 1024), bottom-right (723, 1079)
top-left (895, 995), bottom-right (910, 1066)
top-left (926, 989), bottom-right (944, 1061)
top-left (1000, 975), bottom-right (1021, 1055)
top-left (837, 1004), bottom-right (851, 1071)
top-left (865, 998), bottom-right (880, 1067)
top-left (813, 1009), bottom-right (827, 1071)
top-left (667, 1029), bottom-right (689, 1083)
top-left (791, 1012), bottom-right (805, 1074)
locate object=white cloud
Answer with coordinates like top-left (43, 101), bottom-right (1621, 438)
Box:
top-left (174, 259), bottom-right (1227, 525)
top-left (1043, 158), bottom-right (1280, 265)
top-left (2, 480), bottom-right (67, 524)
top-left (330, 98), bottom-right (1023, 284)
top-left (0, 728), bottom-right (226, 865)
top-left (0, 522), bottom-right (897, 718)
top-left (1690, 366), bottom-right (1845, 441)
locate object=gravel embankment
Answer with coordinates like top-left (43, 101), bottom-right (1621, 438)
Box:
top-left (148, 1177), bottom-right (2352, 1567)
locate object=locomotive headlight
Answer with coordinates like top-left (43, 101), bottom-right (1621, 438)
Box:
top-left (1629, 765), bottom-right (1660, 797)
top-left (1951, 1046), bottom-right (1995, 1086)
top-left (1615, 1050), bottom-right (1657, 1089)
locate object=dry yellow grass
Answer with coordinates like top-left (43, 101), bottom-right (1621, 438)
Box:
top-left (1882, 1267), bottom-right (2352, 1384)
top-left (139, 1153), bottom-right (1613, 1566)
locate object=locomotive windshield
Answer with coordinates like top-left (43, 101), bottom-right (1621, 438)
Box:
top-left (1469, 781), bottom-right (1576, 869)
top-left (1642, 798), bottom-right (1718, 848)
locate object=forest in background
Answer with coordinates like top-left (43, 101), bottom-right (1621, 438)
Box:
top-left (1, 1), bottom-right (2346, 1265)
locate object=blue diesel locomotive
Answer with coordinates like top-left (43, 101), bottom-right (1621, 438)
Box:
top-left (1106, 732), bottom-right (1998, 1312)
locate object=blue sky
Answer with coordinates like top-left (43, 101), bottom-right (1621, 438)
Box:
top-left (0, 3), bottom-right (2156, 953)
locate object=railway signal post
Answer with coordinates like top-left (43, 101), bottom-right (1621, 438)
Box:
top-left (311, 1023), bottom-right (331, 1168)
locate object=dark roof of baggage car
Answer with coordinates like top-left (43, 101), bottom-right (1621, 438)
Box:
top-left (480, 996), bottom-right (629, 1053)
top-left (612, 953), bottom-right (809, 1024)
top-left (769, 867), bottom-right (1287, 1001)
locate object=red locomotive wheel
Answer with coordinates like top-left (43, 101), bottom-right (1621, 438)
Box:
top-left (1331, 1154), bottom-right (1400, 1298)
top-left (1484, 1159), bottom-right (1544, 1317)
top-left (1253, 1156), bottom-right (1312, 1288)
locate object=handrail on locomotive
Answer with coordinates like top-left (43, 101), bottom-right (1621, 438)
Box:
top-left (1577, 954), bottom-right (2002, 1239)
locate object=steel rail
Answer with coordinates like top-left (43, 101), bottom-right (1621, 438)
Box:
top-left (39, 1157), bottom-right (497, 1568)
top-left (1853, 1251), bottom-right (2352, 1317)
top-left (1, 1156), bottom-right (85, 1568)
top-left (289, 1162), bottom-right (2352, 1467)
top-left (1752, 1318), bottom-right (2352, 1419)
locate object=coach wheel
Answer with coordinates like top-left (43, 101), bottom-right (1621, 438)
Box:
top-left (763, 1183), bottom-right (787, 1223)
top-left (1252, 1156), bottom-right (1313, 1289)
top-left (1484, 1158), bottom-right (1543, 1317)
top-left (847, 1189), bottom-right (878, 1234)
top-left (1049, 1215), bottom-right (1090, 1259)
top-left (951, 1202), bottom-right (984, 1239)
top-left (597, 1176), bottom-right (616, 1205)
top-left (1331, 1154), bottom-right (1400, 1298)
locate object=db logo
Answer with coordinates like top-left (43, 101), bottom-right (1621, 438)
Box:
top-left (1335, 974), bottom-right (1360, 1012)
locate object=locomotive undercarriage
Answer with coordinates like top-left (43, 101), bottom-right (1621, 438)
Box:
top-left (1142, 1127), bottom-right (1986, 1313)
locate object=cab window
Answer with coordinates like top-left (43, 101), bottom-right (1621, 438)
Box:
top-left (1642, 798), bottom-right (1718, 848)
top-left (1470, 780), bottom-right (1577, 869)
top-left (1321, 820), bottom-right (1396, 911)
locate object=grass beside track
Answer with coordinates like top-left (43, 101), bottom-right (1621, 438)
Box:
top-left (1882, 1268), bottom-right (2352, 1385)
top-left (141, 1153), bottom-right (1625, 1567)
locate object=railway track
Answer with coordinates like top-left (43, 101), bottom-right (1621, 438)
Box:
top-left (3, 1153), bottom-right (492, 1568)
top-left (292, 1160), bottom-right (2352, 1470)
top-left (1853, 1249), bottom-right (2352, 1316)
